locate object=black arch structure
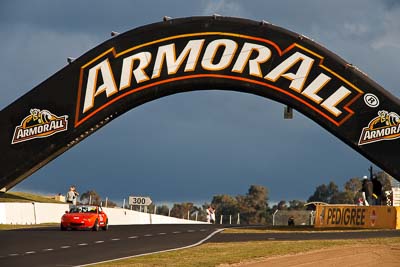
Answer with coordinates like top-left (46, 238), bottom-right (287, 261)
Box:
top-left (1, 16), bottom-right (400, 191)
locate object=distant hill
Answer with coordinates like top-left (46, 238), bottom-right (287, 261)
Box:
top-left (0, 191), bottom-right (65, 203)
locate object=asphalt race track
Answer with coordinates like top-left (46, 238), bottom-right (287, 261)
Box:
top-left (211, 228), bottom-right (400, 242)
top-left (1, 225), bottom-right (399, 267)
top-left (0, 224), bottom-right (220, 267)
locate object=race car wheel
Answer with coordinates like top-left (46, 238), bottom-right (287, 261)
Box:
top-left (60, 223), bottom-right (67, 231)
top-left (92, 219), bottom-right (99, 231)
top-left (102, 219), bottom-right (108, 231)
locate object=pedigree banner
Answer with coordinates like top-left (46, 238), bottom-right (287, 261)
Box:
top-left (1, 16), bottom-right (400, 190)
top-left (315, 205), bottom-right (398, 229)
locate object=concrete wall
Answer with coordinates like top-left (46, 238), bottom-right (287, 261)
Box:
top-left (103, 207), bottom-right (206, 225)
top-left (0, 202), bottom-right (56, 224)
top-left (0, 202), bottom-right (207, 225)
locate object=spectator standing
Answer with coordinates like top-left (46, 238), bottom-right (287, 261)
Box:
top-left (66, 185), bottom-right (79, 205)
top-left (206, 206), bottom-right (215, 224)
top-left (371, 175), bottom-right (382, 205)
top-left (288, 215), bottom-right (295, 226)
top-left (361, 176), bottom-right (373, 206)
top-left (206, 206), bottom-right (211, 223)
top-left (210, 207), bottom-right (216, 224)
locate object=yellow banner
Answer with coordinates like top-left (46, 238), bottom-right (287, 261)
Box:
top-left (315, 205), bottom-right (398, 229)
top-left (396, 207), bottom-right (400, 229)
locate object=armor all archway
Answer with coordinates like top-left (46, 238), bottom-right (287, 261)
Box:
top-left (1, 16), bottom-right (400, 190)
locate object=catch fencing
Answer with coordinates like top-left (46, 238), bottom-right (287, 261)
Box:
top-left (272, 210), bottom-right (315, 226)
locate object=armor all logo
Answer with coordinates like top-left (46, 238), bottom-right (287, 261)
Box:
top-left (11, 109), bottom-right (68, 144)
top-left (359, 110), bottom-right (400, 145)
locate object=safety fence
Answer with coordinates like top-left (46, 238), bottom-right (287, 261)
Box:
top-left (272, 210), bottom-right (314, 226)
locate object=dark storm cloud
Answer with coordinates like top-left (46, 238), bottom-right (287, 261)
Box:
top-left (0, 1), bottom-right (398, 204)
top-left (382, 0), bottom-right (400, 9)
top-left (0, 0), bottom-right (203, 34)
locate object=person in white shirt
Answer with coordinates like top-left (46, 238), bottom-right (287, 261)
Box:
top-left (206, 206), bottom-right (215, 223)
top-left (66, 185), bottom-right (79, 205)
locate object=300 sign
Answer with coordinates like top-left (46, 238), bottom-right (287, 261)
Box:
top-left (128, 196), bottom-right (152, 206)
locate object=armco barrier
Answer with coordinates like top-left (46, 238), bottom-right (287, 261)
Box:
top-left (0, 202), bottom-right (207, 225)
top-left (315, 205), bottom-right (399, 229)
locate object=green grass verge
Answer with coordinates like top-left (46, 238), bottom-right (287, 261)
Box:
top-left (93, 237), bottom-right (400, 267)
top-left (0, 191), bottom-right (64, 203)
top-left (0, 223), bottom-right (58, 230)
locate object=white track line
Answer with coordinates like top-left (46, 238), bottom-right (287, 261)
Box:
top-left (78, 228), bottom-right (224, 267)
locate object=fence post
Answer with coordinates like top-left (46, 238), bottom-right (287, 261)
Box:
top-left (272, 209), bottom-right (279, 226)
top-left (229, 215), bottom-right (232, 224)
top-left (187, 210), bottom-right (190, 220)
top-left (237, 213), bottom-right (240, 224)
top-left (32, 202), bottom-right (37, 224)
top-left (168, 208), bottom-right (171, 217)
top-left (220, 215), bottom-right (223, 224)
top-left (310, 211), bottom-right (315, 225)
top-left (195, 211), bottom-right (198, 221)
top-left (149, 211), bottom-right (152, 225)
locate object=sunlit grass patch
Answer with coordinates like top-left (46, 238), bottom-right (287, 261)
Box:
top-left (0, 223), bottom-right (58, 230)
top-left (0, 191), bottom-right (63, 203)
top-left (93, 237), bottom-right (400, 267)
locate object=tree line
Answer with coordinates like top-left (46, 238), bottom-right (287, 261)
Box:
top-left (76, 171), bottom-right (392, 224)
top-left (307, 171), bottom-right (391, 204)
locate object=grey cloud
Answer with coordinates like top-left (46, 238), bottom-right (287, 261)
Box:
top-left (0, 0), bottom-right (203, 35)
top-left (0, 25), bottom-right (101, 109)
top-left (200, 0), bottom-right (251, 17)
top-left (382, 0), bottom-right (400, 9)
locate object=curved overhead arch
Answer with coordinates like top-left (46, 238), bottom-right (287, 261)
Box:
top-left (1, 16), bottom-right (400, 190)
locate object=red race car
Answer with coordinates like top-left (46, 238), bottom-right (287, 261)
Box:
top-left (61, 205), bottom-right (108, 231)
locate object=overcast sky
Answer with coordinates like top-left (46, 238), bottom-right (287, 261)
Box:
top-left (1, 0), bottom-right (399, 206)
